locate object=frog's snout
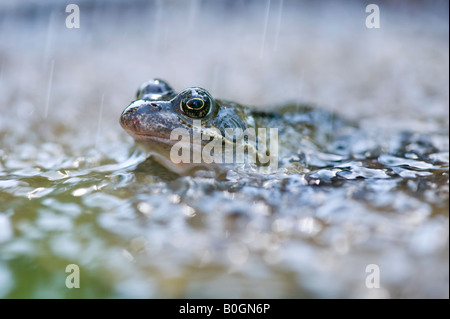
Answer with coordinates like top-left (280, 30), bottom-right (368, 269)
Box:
top-left (120, 101), bottom-right (144, 131)
top-left (120, 107), bottom-right (136, 132)
top-left (120, 99), bottom-right (172, 135)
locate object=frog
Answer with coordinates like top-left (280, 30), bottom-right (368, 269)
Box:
top-left (120, 79), bottom-right (344, 175)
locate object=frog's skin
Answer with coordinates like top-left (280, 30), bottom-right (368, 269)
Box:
top-left (120, 79), bottom-right (341, 174)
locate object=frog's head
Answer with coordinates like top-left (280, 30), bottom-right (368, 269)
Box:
top-left (120, 80), bottom-right (247, 165)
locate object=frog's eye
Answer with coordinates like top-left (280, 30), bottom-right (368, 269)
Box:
top-left (179, 88), bottom-right (214, 119)
top-left (137, 79), bottom-right (174, 100)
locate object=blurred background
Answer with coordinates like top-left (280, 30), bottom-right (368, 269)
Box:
top-left (0, 0), bottom-right (448, 144)
top-left (0, 0), bottom-right (448, 298)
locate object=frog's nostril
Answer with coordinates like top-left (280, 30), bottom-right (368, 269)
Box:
top-left (150, 103), bottom-right (162, 110)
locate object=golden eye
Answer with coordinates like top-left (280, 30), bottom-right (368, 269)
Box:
top-left (178, 88), bottom-right (214, 119)
top-left (185, 98), bottom-right (205, 110)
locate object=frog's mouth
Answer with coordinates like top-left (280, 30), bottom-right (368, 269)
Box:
top-left (127, 131), bottom-right (176, 146)
top-left (129, 130), bottom-right (217, 150)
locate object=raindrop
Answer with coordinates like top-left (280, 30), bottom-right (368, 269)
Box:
top-left (43, 11), bottom-right (56, 66)
top-left (95, 94), bottom-right (105, 148)
top-left (44, 59), bottom-right (55, 118)
top-left (260, 0), bottom-right (271, 59)
top-left (273, 0), bottom-right (283, 51)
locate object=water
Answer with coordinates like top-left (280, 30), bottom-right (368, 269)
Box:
top-left (0, 0), bottom-right (448, 298)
